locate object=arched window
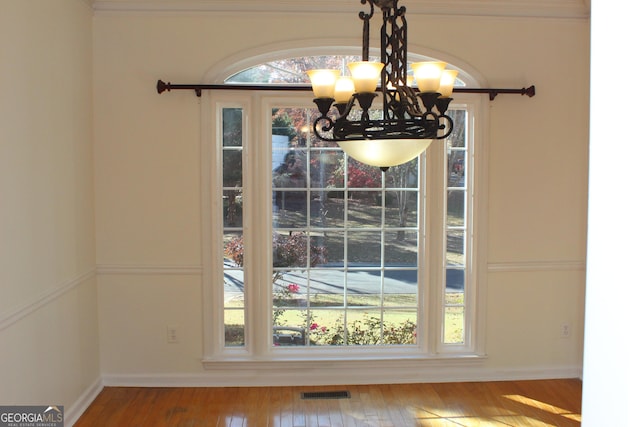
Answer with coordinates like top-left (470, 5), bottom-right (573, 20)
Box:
top-left (202, 54), bottom-right (486, 378)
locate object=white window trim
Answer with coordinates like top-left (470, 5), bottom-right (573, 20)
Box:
top-left (200, 89), bottom-right (488, 378)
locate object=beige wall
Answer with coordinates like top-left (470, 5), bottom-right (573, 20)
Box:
top-left (0, 0), bottom-right (100, 416)
top-left (93, 10), bottom-right (589, 379)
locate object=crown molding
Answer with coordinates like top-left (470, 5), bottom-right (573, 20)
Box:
top-left (92, 0), bottom-right (590, 19)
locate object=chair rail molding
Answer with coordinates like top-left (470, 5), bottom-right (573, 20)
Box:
top-left (96, 264), bottom-right (203, 276)
top-left (0, 268), bottom-right (96, 331)
top-left (487, 260), bottom-right (586, 273)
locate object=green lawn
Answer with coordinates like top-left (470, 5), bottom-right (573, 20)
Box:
top-left (224, 292), bottom-right (464, 346)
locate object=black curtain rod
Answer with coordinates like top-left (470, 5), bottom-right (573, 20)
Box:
top-left (156, 79), bottom-right (535, 101)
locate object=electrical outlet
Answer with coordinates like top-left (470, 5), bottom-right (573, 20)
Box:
top-left (167, 325), bottom-right (178, 343)
top-left (560, 323), bottom-right (571, 338)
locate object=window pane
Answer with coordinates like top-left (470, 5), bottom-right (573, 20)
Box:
top-left (308, 270), bottom-right (345, 307)
top-left (221, 106), bottom-right (245, 349)
top-left (382, 269), bottom-right (418, 300)
top-left (223, 150), bottom-right (243, 187)
top-left (310, 192), bottom-right (344, 228)
top-left (224, 309), bottom-right (244, 347)
top-left (447, 189), bottom-right (466, 226)
top-left (448, 151), bottom-right (466, 188)
top-left (383, 310), bottom-right (418, 345)
top-left (273, 282), bottom-right (306, 328)
top-left (385, 191), bottom-right (418, 228)
top-left (273, 310), bottom-right (307, 345)
top-left (309, 309), bottom-right (346, 346)
top-left (444, 306), bottom-right (464, 344)
top-left (273, 232), bottom-right (312, 268)
top-left (384, 231), bottom-right (418, 266)
top-left (310, 150), bottom-right (343, 188)
top-left (272, 150), bottom-right (307, 189)
top-left (346, 311), bottom-right (383, 345)
top-left (346, 269), bottom-right (381, 306)
top-left (223, 232), bottom-right (244, 348)
top-left (309, 232), bottom-right (344, 266)
top-left (446, 288), bottom-right (465, 306)
top-left (347, 232), bottom-right (381, 265)
top-left (446, 268), bottom-right (465, 293)
top-left (443, 107), bottom-right (468, 348)
top-left (385, 162), bottom-right (419, 189)
top-left (447, 230), bottom-right (465, 266)
top-left (447, 110), bottom-right (467, 149)
top-left (273, 191), bottom-right (307, 229)
top-left (222, 108), bottom-right (242, 147)
top-left (347, 194), bottom-right (383, 227)
top-left (225, 55), bottom-right (363, 85)
top-left (346, 160), bottom-right (382, 189)
top-left (223, 189), bottom-right (242, 228)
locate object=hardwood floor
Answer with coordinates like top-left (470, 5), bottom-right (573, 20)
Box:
top-left (74, 379), bottom-right (582, 426)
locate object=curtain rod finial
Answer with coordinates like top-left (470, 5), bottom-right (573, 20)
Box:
top-left (157, 79), bottom-right (170, 94)
top-left (524, 85), bottom-right (536, 97)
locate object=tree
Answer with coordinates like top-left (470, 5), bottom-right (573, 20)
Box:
top-left (271, 109), bottom-right (297, 142)
top-left (386, 159), bottom-right (418, 241)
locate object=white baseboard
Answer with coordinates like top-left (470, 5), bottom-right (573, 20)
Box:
top-left (66, 377), bottom-right (103, 427)
top-left (102, 366), bottom-right (582, 388)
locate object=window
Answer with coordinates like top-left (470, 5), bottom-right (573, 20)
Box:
top-left (203, 56), bottom-right (484, 366)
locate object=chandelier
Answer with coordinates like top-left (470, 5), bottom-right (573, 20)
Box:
top-left (306, 0), bottom-right (458, 170)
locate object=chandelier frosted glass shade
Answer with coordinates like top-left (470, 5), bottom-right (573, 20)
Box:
top-left (347, 61), bottom-right (385, 93)
top-left (306, 69), bottom-right (341, 98)
top-left (411, 61), bottom-right (447, 92)
top-left (338, 138), bottom-right (433, 169)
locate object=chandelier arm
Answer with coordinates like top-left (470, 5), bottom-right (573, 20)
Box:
top-left (312, 116), bottom-right (338, 142)
top-left (310, 94), bottom-right (361, 142)
top-left (312, 114), bottom-right (452, 142)
top-left (436, 114), bottom-right (454, 140)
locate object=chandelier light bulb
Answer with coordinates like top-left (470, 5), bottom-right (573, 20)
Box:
top-left (347, 61), bottom-right (385, 93)
top-left (411, 61), bottom-right (447, 93)
top-left (438, 69), bottom-right (459, 98)
top-left (334, 76), bottom-right (356, 103)
top-left (306, 69), bottom-right (341, 98)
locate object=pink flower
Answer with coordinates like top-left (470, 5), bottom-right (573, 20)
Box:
top-left (320, 326), bottom-right (327, 333)
top-left (310, 323), bottom-right (319, 330)
top-left (287, 284), bottom-right (300, 293)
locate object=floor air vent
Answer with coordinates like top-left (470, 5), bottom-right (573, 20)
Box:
top-left (300, 391), bottom-right (351, 400)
